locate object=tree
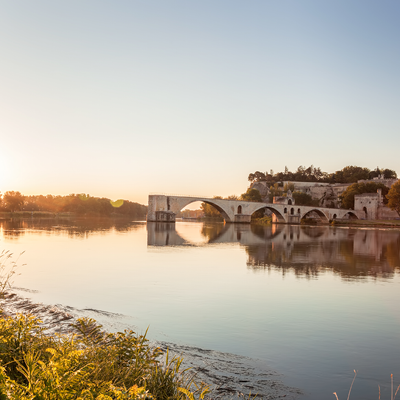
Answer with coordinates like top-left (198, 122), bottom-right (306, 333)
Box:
top-left (3, 191), bottom-right (25, 212)
top-left (200, 196), bottom-right (223, 218)
top-left (386, 181), bottom-right (400, 216)
top-left (292, 192), bottom-right (319, 206)
top-left (368, 167), bottom-right (397, 180)
top-left (248, 171), bottom-right (266, 183)
top-left (382, 169), bottom-right (397, 179)
top-left (283, 183), bottom-right (295, 193)
top-left (268, 183), bottom-right (283, 202)
top-left (240, 188), bottom-right (262, 202)
top-left (337, 166), bottom-right (370, 183)
top-left (340, 182), bottom-right (389, 209)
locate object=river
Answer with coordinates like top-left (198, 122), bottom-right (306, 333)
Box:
top-left (1, 217), bottom-right (400, 399)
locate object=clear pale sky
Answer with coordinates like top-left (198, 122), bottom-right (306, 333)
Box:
top-left (1, 1), bottom-right (399, 205)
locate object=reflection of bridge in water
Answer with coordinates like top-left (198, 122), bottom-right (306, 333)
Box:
top-left (147, 222), bottom-right (400, 279)
top-left (147, 194), bottom-right (363, 224)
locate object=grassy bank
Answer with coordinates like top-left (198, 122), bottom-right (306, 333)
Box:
top-left (0, 212), bottom-right (146, 219)
top-left (0, 211), bottom-right (75, 218)
top-left (252, 216), bottom-right (272, 225)
top-left (331, 219), bottom-right (400, 228)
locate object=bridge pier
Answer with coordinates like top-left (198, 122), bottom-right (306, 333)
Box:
top-left (147, 195), bottom-right (176, 222)
top-left (234, 214), bottom-right (252, 223)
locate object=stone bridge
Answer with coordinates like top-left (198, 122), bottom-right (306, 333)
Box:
top-left (147, 194), bottom-right (363, 224)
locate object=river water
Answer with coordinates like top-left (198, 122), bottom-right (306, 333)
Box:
top-left (1, 217), bottom-right (400, 399)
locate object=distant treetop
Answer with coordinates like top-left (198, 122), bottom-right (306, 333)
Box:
top-left (248, 165), bottom-right (397, 185)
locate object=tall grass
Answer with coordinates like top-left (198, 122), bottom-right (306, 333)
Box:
top-left (0, 250), bottom-right (23, 299)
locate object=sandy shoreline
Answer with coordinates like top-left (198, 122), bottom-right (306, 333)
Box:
top-left (0, 289), bottom-right (301, 400)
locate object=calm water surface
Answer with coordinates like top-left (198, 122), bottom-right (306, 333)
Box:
top-left (1, 217), bottom-right (400, 399)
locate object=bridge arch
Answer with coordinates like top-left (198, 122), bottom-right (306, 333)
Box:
top-left (175, 198), bottom-right (232, 222)
top-left (342, 211), bottom-right (359, 220)
top-left (301, 208), bottom-right (330, 223)
top-left (250, 205), bottom-right (286, 223)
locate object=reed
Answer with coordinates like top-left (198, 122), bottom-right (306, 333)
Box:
top-left (334, 371), bottom-right (400, 400)
top-left (0, 250), bottom-right (23, 300)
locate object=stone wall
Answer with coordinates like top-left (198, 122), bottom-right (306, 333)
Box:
top-left (377, 206), bottom-right (399, 220)
top-left (357, 177), bottom-right (397, 188)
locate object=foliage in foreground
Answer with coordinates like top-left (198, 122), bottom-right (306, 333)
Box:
top-left (0, 314), bottom-right (208, 400)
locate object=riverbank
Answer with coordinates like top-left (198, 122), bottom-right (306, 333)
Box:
top-left (0, 211), bottom-right (75, 218)
top-left (0, 289), bottom-right (300, 400)
top-left (331, 219), bottom-right (400, 228)
top-left (0, 211), bottom-right (144, 219)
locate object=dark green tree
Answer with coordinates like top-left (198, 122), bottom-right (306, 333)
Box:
top-left (248, 171), bottom-right (266, 182)
top-left (382, 169), bottom-right (397, 179)
top-left (335, 166), bottom-right (370, 183)
top-left (292, 192), bottom-right (319, 206)
top-left (240, 188), bottom-right (262, 202)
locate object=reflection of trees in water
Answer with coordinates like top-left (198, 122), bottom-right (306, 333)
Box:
top-left (246, 243), bottom-right (323, 278)
top-left (385, 238), bottom-right (400, 269)
top-left (250, 224), bottom-right (285, 240)
top-left (246, 229), bottom-right (400, 280)
top-left (300, 226), bottom-right (326, 239)
top-left (0, 218), bottom-right (143, 240)
top-left (0, 219), bottom-right (28, 239)
top-left (200, 222), bottom-right (227, 242)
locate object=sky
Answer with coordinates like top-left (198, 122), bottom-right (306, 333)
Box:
top-left (1, 1), bottom-right (399, 205)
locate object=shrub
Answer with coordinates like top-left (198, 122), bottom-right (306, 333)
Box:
top-left (0, 314), bottom-right (208, 400)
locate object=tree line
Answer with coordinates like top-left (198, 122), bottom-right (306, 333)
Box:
top-left (0, 191), bottom-right (147, 218)
top-left (248, 165), bottom-right (397, 185)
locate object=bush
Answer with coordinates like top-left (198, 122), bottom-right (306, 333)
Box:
top-left (0, 314), bottom-right (208, 400)
top-left (386, 180), bottom-right (400, 216)
top-left (292, 192), bottom-right (319, 207)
